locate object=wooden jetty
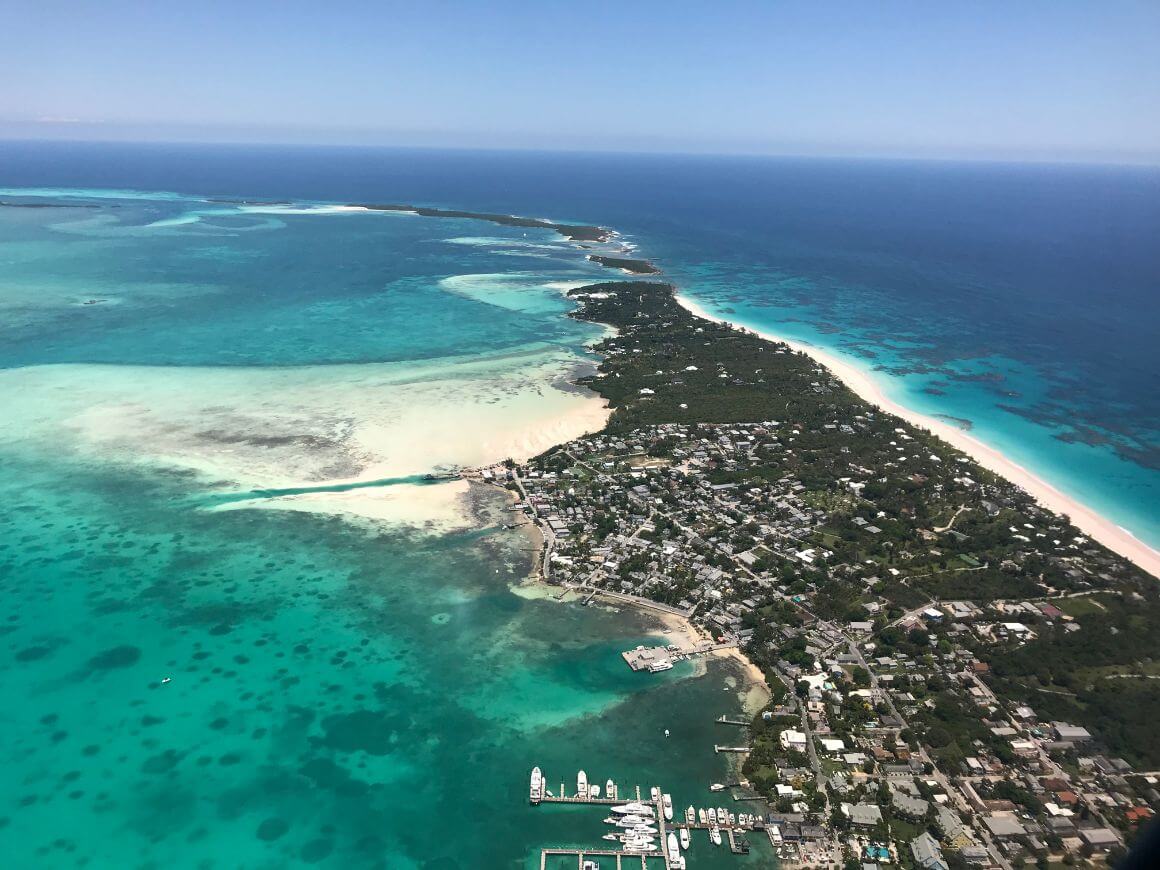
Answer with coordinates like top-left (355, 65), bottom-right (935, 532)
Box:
top-left (540, 848), bottom-right (654, 870)
top-left (713, 745), bottom-right (751, 753)
top-left (715, 715), bottom-right (750, 727)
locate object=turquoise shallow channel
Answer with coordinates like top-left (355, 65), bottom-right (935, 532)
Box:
top-left (0, 190), bottom-right (771, 868)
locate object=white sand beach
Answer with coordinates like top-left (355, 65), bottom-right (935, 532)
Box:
top-left (0, 349), bottom-right (610, 533)
top-left (675, 293), bottom-right (1160, 580)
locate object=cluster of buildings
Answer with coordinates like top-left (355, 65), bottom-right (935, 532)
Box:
top-left (489, 410), bottom-right (1154, 867)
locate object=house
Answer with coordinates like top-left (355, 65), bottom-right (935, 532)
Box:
top-left (892, 790), bottom-right (930, 820)
top-left (1052, 722), bottom-right (1093, 742)
top-left (935, 805), bottom-right (972, 849)
top-left (848, 803), bottom-right (884, 827)
top-left (911, 832), bottom-right (949, 870)
top-left (982, 815), bottom-right (1026, 839)
top-left (779, 729), bottom-right (808, 752)
top-left (1079, 828), bottom-right (1120, 851)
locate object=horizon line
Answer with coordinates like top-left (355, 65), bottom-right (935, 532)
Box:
top-left (2, 132), bottom-right (1159, 171)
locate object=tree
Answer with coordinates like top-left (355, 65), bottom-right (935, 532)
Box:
top-left (852, 666), bottom-right (871, 687)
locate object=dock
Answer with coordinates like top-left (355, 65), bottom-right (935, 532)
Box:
top-left (713, 745), bottom-right (751, 753)
top-left (714, 715), bottom-right (749, 727)
top-left (621, 645), bottom-right (676, 673)
top-left (540, 848), bottom-right (653, 870)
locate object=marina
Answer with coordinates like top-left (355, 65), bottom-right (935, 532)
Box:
top-left (529, 766), bottom-right (766, 869)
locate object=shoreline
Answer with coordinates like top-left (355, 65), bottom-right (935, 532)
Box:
top-left (674, 291), bottom-right (1160, 580)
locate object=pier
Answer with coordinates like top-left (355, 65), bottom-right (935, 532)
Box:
top-left (713, 745), bottom-right (751, 753)
top-left (539, 848), bottom-right (653, 870)
top-left (714, 715), bottom-right (749, 727)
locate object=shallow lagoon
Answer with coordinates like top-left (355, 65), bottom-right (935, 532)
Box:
top-left (0, 193), bottom-right (769, 868)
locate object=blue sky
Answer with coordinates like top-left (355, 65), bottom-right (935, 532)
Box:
top-left (3, 0), bottom-right (1159, 161)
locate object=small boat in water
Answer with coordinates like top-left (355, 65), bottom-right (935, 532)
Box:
top-left (685, 806), bottom-right (695, 824)
top-left (606, 778), bottom-right (616, 799)
top-left (680, 828), bottom-right (690, 850)
top-left (577, 770), bottom-right (588, 798)
top-left (662, 793), bottom-right (674, 821)
top-left (708, 808), bottom-right (717, 824)
top-left (606, 815), bottom-right (652, 828)
top-left (590, 784), bottom-right (600, 798)
top-left (612, 802), bottom-right (654, 817)
top-left (650, 786), bottom-right (660, 802)
top-left (529, 766), bottom-right (543, 803)
top-left (709, 825), bottom-right (722, 846)
top-left (710, 782), bottom-right (726, 792)
top-left (698, 808), bottom-right (707, 825)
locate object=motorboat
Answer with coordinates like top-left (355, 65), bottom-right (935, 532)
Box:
top-left (590, 784), bottom-right (600, 798)
top-left (529, 766), bottom-right (543, 802)
top-left (710, 783), bottom-right (726, 792)
top-left (698, 808), bottom-right (707, 825)
top-left (667, 833), bottom-right (681, 863)
top-left (662, 793), bottom-right (674, 821)
top-left (709, 825), bottom-right (722, 846)
top-left (577, 770), bottom-right (588, 798)
top-left (685, 806), bottom-right (695, 824)
top-left (606, 778), bottom-right (616, 799)
top-left (707, 808), bottom-right (717, 824)
top-left (650, 786), bottom-right (660, 802)
top-left (612, 802), bottom-right (654, 817)
top-left (679, 828), bottom-right (690, 850)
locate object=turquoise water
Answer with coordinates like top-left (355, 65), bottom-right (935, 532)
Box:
top-left (0, 192), bottom-right (771, 868)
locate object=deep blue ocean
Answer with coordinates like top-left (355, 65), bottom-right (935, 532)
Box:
top-left (0, 140), bottom-right (1156, 869)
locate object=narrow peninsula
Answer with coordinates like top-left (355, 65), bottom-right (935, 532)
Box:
top-left (491, 275), bottom-right (1157, 866)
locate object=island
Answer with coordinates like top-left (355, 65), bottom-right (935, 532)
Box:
top-left (351, 202), bottom-right (613, 242)
top-left (481, 278), bottom-right (1156, 868)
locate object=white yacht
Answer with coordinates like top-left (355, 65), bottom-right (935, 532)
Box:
top-left (667, 833), bottom-right (680, 863)
top-left (612, 802), bottom-right (654, 817)
top-left (679, 828), bottom-right (690, 850)
top-left (710, 782), bottom-right (725, 792)
top-left (698, 808), bottom-right (707, 825)
top-left (622, 834), bottom-right (657, 853)
top-left (709, 825), bottom-right (722, 846)
top-left (577, 770), bottom-right (588, 798)
top-left (590, 784), bottom-right (600, 798)
top-left (605, 778), bottom-right (616, 799)
top-left (606, 815), bottom-right (652, 828)
top-left (685, 806), bottom-right (695, 824)
top-left (662, 793), bottom-right (673, 821)
top-left (707, 808), bottom-right (717, 824)
top-left (582, 862), bottom-right (600, 870)
top-left (650, 786), bottom-right (660, 802)
top-left (529, 767), bottom-right (543, 803)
